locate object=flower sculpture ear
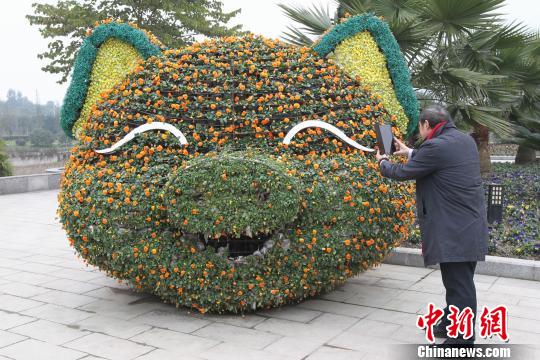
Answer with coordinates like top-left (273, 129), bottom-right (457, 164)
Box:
top-left (313, 14), bottom-right (419, 140)
top-left (60, 20), bottom-right (166, 140)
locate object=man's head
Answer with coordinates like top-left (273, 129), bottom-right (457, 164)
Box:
top-left (418, 104), bottom-right (452, 139)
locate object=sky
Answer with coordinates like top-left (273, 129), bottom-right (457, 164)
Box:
top-left (0, 0), bottom-right (539, 105)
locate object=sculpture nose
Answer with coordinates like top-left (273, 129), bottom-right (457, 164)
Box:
top-left (162, 152), bottom-right (302, 239)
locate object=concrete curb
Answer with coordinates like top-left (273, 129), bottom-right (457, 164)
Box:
top-left (384, 247), bottom-right (540, 281)
top-left (0, 173), bottom-right (61, 195)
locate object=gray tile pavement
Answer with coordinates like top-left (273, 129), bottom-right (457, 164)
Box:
top-left (0, 190), bottom-right (539, 360)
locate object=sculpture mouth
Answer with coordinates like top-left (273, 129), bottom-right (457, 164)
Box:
top-left (182, 230), bottom-right (290, 265)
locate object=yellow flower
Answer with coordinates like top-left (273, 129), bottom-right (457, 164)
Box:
top-left (330, 31), bottom-right (409, 134)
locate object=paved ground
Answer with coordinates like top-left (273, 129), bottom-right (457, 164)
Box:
top-left (0, 190), bottom-right (539, 360)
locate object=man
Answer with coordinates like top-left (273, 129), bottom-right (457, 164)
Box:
top-left (376, 104), bottom-right (489, 345)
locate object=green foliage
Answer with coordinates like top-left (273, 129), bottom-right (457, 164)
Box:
top-left (406, 162), bottom-right (539, 260)
top-left (30, 128), bottom-right (55, 147)
top-left (58, 35), bottom-right (416, 313)
top-left (280, 0), bottom-right (540, 150)
top-left (485, 163), bottom-right (539, 259)
top-left (26, 0), bottom-right (242, 84)
top-left (0, 139), bottom-right (13, 177)
top-left (164, 152), bottom-right (302, 238)
top-left (496, 33), bottom-right (540, 150)
top-left (313, 14), bottom-right (419, 139)
top-left (279, 2), bottom-right (334, 46)
top-left (60, 22), bottom-right (162, 139)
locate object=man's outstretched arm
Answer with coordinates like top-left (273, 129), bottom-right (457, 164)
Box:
top-left (379, 141), bottom-right (440, 181)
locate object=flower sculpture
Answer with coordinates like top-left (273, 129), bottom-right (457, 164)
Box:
top-left (58, 15), bottom-right (418, 314)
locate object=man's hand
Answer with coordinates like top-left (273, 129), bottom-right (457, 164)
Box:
top-left (376, 149), bottom-right (389, 163)
top-left (393, 138), bottom-right (411, 157)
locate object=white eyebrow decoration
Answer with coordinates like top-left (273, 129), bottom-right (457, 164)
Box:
top-left (94, 122), bottom-right (188, 154)
top-left (282, 120), bottom-right (375, 152)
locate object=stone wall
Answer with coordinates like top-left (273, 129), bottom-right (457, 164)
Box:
top-left (7, 147), bottom-right (70, 167)
top-left (0, 173), bottom-right (62, 195)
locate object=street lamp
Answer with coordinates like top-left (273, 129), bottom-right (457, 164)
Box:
top-left (486, 184), bottom-right (504, 224)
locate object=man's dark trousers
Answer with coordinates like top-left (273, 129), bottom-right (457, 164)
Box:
top-left (439, 261), bottom-right (477, 340)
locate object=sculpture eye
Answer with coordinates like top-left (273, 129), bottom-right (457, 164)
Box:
top-left (94, 122), bottom-right (188, 154)
top-left (282, 120), bottom-right (374, 153)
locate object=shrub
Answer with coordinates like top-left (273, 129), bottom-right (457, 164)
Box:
top-left (404, 163), bottom-right (539, 260)
top-left (15, 138), bottom-right (27, 146)
top-left (30, 128), bottom-right (55, 148)
top-left (0, 139), bottom-right (13, 177)
top-left (484, 163), bottom-right (539, 259)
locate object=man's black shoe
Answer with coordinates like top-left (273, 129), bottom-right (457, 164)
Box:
top-left (433, 319), bottom-right (449, 339)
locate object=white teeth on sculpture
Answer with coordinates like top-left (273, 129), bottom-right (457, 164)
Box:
top-left (94, 122), bottom-right (188, 154)
top-left (281, 238), bottom-right (291, 250)
top-left (216, 246), bottom-right (228, 256)
top-left (263, 239), bottom-right (275, 249)
top-left (283, 120), bottom-right (375, 152)
top-left (253, 250), bottom-right (264, 258)
top-left (233, 256), bottom-right (246, 265)
top-left (118, 227), bottom-right (130, 235)
top-left (187, 231), bottom-right (286, 263)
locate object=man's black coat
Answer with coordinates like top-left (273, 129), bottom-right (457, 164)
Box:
top-left (380, 121), bottom-right (489, 266)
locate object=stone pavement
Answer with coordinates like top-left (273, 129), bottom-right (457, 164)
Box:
top-left (0, 190), bottom-right (539, 360)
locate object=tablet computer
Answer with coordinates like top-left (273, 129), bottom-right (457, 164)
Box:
top-left (374, 123), bottom-right (396, 155)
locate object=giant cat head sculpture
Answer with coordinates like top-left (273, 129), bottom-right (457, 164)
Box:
top-left (58, 15), bottom-right (418, 314)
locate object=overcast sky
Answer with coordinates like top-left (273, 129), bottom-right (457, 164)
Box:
top-left (1, 0), bottom-right (539, 105)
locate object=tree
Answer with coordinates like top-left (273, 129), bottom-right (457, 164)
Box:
top-left (30, 128), bottom-right (55, 148)
top-left (27, 0), bottom-right (242, 84)
top-left (0, 89), bottom-right (36, 136)
top-left (280, 0), bottom-right (539, 172)
top-left (498, 36), bottom-right (540, 164)
top-left (0, 139), bottom-right (13, 177)
top-left (0, 90), bottom-right (61, 138)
